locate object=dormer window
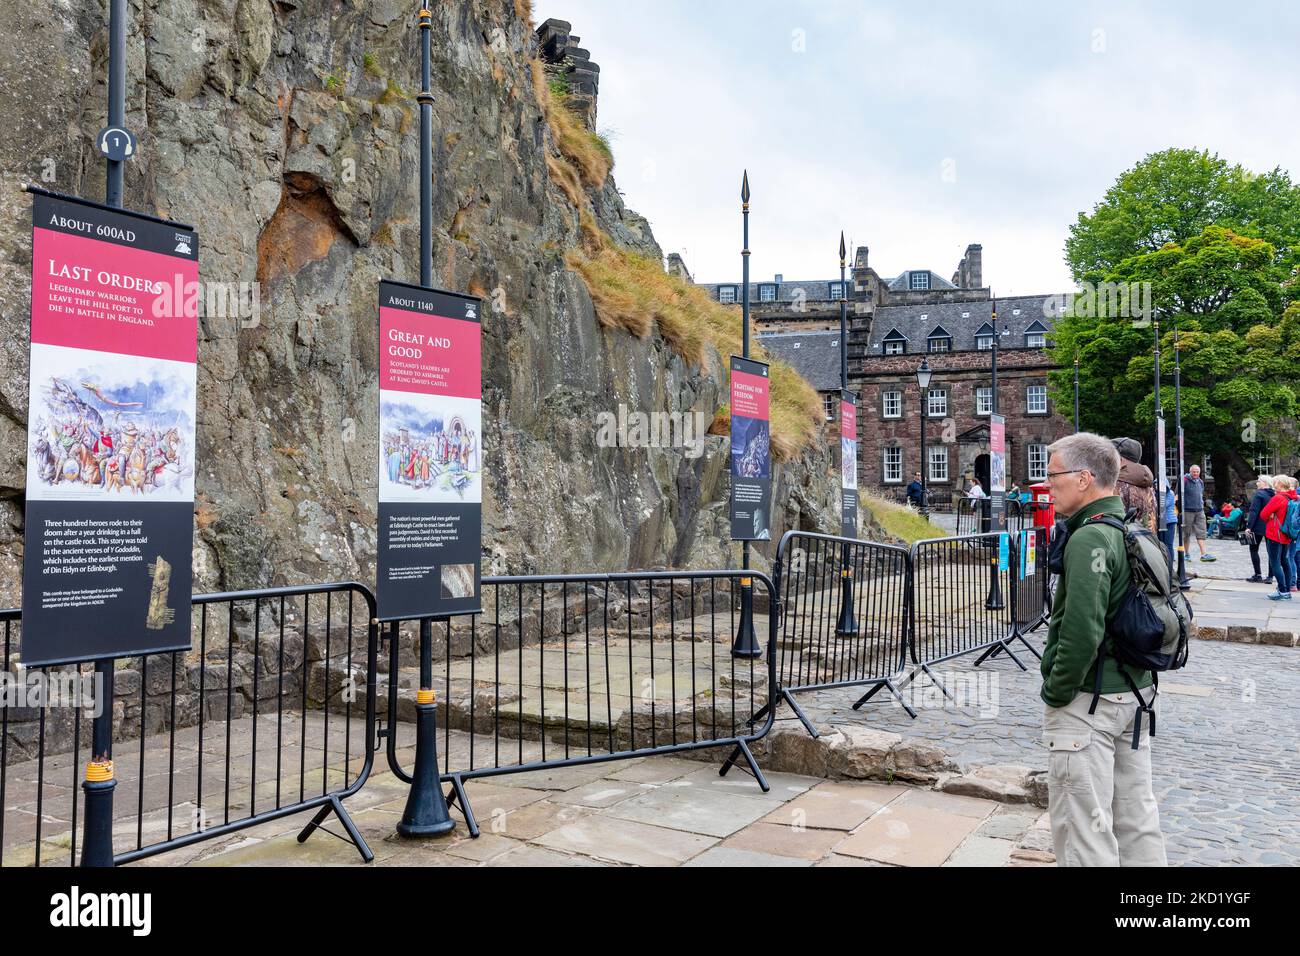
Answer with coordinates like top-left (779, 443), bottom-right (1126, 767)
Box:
top-left (828, 282), bottom-right (846, 300)
top-left (758, 283), bottom-right (777, 302)
top-left (882, 328), bottom-right (907, 355)
top-left (1024, 320), bottom-right (1048, 349)
top-left (908, 271), bottom-right (931, 291)
top-left (927, 325), bottom-right (952, 353)
top-left (974, 322), bottom-right (995, 350)
top-left (718, 285), bottom-right (738, 304)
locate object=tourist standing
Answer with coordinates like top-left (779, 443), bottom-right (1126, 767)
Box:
top-left (1040, 433), bottom-right (1166, 867)
top-left (1260, 475), bottom-right (1298, 600)
top-left (1181, 465), bottom-right (1213, 562)
top-left (1245, 475), bottom-right (1275, 584)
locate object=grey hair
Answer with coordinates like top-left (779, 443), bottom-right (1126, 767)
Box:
top-left (1258, 475), bottom-right (1272, 488)
top-left (1047, 432), bottom-right (1120, 490)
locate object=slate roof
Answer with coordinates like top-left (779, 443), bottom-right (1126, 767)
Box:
top-left (757, 331), bottom-right (843, 390)
top-left (869, 294), bottom-right (1069, 353)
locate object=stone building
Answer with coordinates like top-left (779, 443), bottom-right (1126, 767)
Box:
top-left (689, 243), bottom-right (1075, 499)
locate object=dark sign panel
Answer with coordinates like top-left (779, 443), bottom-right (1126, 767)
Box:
top-left (377, 279), bottom-right (482, 620)
top-left (23, 191), bottom-right (198, 665)
top-left (729, 356), bottom-right (771, 541)
top-left (840, 390), bottom-right (858, 539)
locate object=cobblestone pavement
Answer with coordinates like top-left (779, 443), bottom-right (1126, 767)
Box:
top-left (799, 622), bottom-right (1300, 865)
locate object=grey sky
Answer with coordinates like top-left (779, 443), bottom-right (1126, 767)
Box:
top-left (534, 1), bottom-right (1299, 295)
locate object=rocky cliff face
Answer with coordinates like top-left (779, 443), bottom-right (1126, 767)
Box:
top-left (0, 0), bottom-right (840, 602)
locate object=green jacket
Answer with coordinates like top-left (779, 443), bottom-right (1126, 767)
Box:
top-left (1040, 494), bottom-right (1153, 708)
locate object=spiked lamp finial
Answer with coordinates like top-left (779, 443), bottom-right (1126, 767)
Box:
top-left (839, 230), bottom-right (846, 266)
top-left (741, 170), bottom-right (750, 205)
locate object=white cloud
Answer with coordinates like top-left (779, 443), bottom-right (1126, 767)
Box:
top-left (536, 0), bottom-right (1299, 292)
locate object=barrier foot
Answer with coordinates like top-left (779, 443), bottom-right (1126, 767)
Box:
top-left (296, 795), bottom-right (374, 863)
top-left (443, 774), bottom-right (480, 838)
top-left (1010, 631), bottom-right (1044, 660)
top-left (919, 664), bottom-right (955, 701)
top-left (973, 642), bottom-right (1003, 666)
top-left (727, 739), bottom-right (769, 793)
top-left (852, 679), bottom-right (917, 719)
top-left (780, 690), bottom-right (820, 739)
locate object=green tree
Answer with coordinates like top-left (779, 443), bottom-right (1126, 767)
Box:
top-left (1050, 225), bottom-right (1299, 497)
top-left (1065, 148), bottom-right (1300, 283)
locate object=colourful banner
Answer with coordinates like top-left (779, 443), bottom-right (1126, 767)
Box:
top-left (23, 191), bottom-right (198, 665)
top-left (730, 356), bottom-right (771, 541)
top-left (376, 279), bottom-right (482, 620)
top-left (841, 390), bottom-right (858, 538)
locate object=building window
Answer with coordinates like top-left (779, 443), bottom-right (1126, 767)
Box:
top-left (1202, 456), bottom-right (1213, 479)
top-left (975, 335), bottom-right (993, 350)
top-left (909, 271), bottom-right (931, 291)
top-left (1255, 449), bottom-right (1275, 473)
top-left (975, 386), bottom-right (993, 416)
top-left (882, 390), bottom-right (902, 419)
top-left (718, 286), bottom-right (737, 304)
top-left (1165, 445), bottom-right (1180, 485)
top-left (1026, 332), bottom-right (1046, 348)
top-left (927, 388), bottom-right (947, 417)
top-left (828, 282), bottom-right (845, 300)
top-left (1028, 444), bottom-right (1048, 482)
top-left (928, 445), bottom-right (949, 482)
top-left (759, 284), bottom-right (777, 302)
top-left (1026, 385), bottom-right (1048, 415)
top-left (883, 338), bottom-right (906, 355)
top-left (928, 336), bottom-right (951, 353)
top-left (823, 393), bottom-right (835, 422)
top-left (884, 446), bottom-right (903, 484)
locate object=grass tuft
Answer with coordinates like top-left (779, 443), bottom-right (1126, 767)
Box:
top-left (858, 492), bottom-right (947, 543)
top-left (566, 227), bottom-right (824, 460)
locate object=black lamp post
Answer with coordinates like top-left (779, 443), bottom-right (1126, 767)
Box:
top-left (1152, 314), bottom-right (1166, 542)
top-left (398, 8), bottom-right (456, 838)
top-left (732, 170), bottom-right (761, 658)
top-left (984, 296), bottom-right (1004, 611)
top-left (1073, 352), bottom-right (1081, 433)
top-left (1173, 318), bottom-right (1191, 588)
top-left (917, 358), bottom-right (932, 519)
top-left (81, 0), bottom-right (129, 868)
top-left (834, 231), bottom-right (858, 638)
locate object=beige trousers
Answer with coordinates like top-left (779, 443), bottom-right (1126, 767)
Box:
top-left (1043, 690), bottom-right (1167, 866)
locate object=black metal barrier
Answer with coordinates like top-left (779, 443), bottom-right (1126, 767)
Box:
top-left (977, 525), bottom-right (1050, 667)
top-left (768, 531), bottom-right (913, 723)
top-left (381, 570), bottom-right (778, 837)
top-left (0, 582), bottom-right (378, 867)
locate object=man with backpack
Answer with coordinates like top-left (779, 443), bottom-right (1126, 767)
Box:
top-left (1040, 433), bottom-right (1185, 866)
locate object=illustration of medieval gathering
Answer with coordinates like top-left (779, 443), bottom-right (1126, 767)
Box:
top-left (382, 414), bottom-right (480, 497)
top-left (29, 375), bottom-right (191, 496)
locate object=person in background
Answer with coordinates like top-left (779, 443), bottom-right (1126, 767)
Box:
top-left (1182, 464), bottom-right (1213, 562)
top-left (967, 479), bottom-right (987, 499)
top-left (1112, 437), bottom-right (1156, 531)
top-left (1161, 478), bottom-right (1178, 567)
top-left (905, 471), bottom-right (924, 509)
top-left (1244, 475), bottom-right (1275, 584)
top-left (1220, 500), bottom-right (1235, 518)
top-left (1260, 474), bottom-right (1298, 600)
top-left (1285, 477), bottom-right (1300, 594)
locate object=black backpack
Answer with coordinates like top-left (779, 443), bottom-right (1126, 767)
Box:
top-left (1084, 515), bottom-right (1193, 749)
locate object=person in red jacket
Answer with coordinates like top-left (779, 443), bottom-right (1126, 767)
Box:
top-left (1260, 475), bottom-right (1298, 600)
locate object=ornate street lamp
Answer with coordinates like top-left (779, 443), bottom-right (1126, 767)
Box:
top-left (916, 358), bottom-right (932, 519)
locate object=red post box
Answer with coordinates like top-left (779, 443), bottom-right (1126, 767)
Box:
top-left (1030, 482), bottom-right (1055, 537)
